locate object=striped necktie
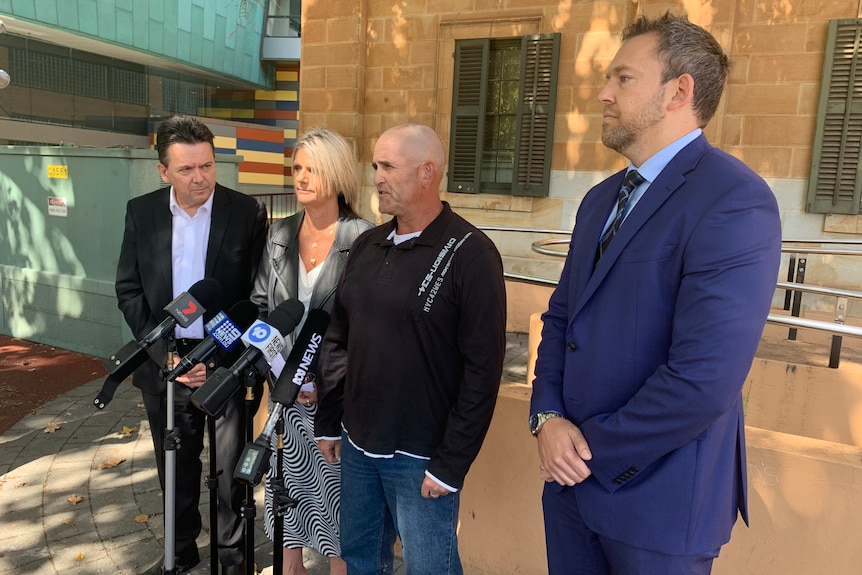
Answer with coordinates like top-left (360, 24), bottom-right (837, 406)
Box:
top-left (596, 169), bottom-right (645, 261)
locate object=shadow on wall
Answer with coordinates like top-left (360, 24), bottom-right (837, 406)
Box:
top-left (0, 162), bottom-right (87, 341)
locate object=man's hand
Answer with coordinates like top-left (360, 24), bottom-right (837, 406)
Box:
top-left (537, 417), bottom-right (593, 486)
top-left (318, 439), bottom-right (341, 464)
top-left (421, 475), bottom-right (451, 499)
top-left (172, 358), bottom-right (207, 389)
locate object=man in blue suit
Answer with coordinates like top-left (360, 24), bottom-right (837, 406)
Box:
top-left (530, 13), bottom-right (781, 574)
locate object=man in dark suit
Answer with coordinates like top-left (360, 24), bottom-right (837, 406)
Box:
top-left (116, 116), bottom-right (267, 574)
top-left (530, 13), bottom-right (781, 574)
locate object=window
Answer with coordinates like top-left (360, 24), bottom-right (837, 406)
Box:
top-left (449, 33), bottom-right (560, 197)
top-left (807, 19), bottom-right (862, 214)
top-left (6, 37), bottom-right (147, 105)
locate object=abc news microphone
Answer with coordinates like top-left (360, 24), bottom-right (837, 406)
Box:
top-left (234, 308), bottom-right (330, 486)
top-left (167, 299), bottom-right (259, 382)
top-left (190, 299), bottom-right (305, 419)
top-left (94, 278), bottom-right (222, 409)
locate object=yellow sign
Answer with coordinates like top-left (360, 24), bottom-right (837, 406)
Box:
top-left (47, 164), bottom-right (68, 179)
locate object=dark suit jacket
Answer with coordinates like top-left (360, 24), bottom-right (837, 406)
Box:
top-left (531, 135), bottom-right (782, 555)
top-left (115, 184), bottom-right (267, 394)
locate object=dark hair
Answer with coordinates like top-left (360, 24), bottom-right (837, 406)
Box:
top-left (155, 115), bottom-right (215, 166)
top-left (622, 12), bottom-right (730, 127)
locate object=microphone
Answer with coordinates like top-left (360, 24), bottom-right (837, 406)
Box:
top-left (95, 278), bottom-right (222, 409)
top-left (234, 308), bottom-right (330, 486)
top-left (190, 299), bottom-right (305, 419)
top-left (167, 300), bottom-right (259, 382)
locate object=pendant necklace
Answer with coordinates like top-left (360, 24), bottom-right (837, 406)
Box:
top-left (306, 222), bottom-right (336, 267)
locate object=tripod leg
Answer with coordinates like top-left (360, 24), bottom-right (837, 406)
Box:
top-left (164, 341), bottom-right (178, 574)
top-left (206, 415), bottom-right (220, 574)
top-left (242, 384), bottom-right (257, 575)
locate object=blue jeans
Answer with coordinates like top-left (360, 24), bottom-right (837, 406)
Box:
top-left (340, 433), bottom-right (463, 575)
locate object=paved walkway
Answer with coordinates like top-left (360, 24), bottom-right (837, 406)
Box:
top-left (0, 376), bottom-right (284, 574)
top-left (0, 333), bottom-right (530, 574)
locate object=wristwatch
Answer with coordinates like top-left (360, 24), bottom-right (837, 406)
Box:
top-left (529, 411), bottom-right (562, 436)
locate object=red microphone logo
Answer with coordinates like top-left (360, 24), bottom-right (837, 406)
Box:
top-left (182, 301), bottom-right (197, 315)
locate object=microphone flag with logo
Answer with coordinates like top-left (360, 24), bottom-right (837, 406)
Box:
top-left (168, 299), bottom-right (259, 382)
top-left (234, 308), bottom-right (330, 486)
top-left (94, 278), bottom-right (221, 409)
top-left (190, 299), bottom-right (305, 418)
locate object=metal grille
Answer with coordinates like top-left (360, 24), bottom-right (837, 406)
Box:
top-left (7, 46), bottom-right (146, 105)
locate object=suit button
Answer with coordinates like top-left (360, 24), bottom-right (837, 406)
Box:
top-left (567, 342), bottom-right (577, 352)
top-left (207, 361), bottom-right (216, 369)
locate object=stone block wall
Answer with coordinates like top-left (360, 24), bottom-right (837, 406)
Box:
top-left (296, 0), bottom-right (862, 314)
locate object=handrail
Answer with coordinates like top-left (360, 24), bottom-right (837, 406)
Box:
top-left (504, 272), bottom-right (558, 287)
top-left (495, 230), bottom-right (862, 368)
top-left (529, 238), bottom-right (862, 258)
top-left (782, 238), bottom-right (862, 245)
top-left (480, 226), bottom-right (572, 236)
top-left (531, 238), bottom-right (570, 256)
top-left (781, 247), bottom-right (862, 256)
top-left (766, 314), bottom-right (862, 338)
top-left (776, 281), bottom-right (862, 300)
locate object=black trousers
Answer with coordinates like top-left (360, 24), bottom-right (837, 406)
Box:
top-left (141, 371), bottom-right (254, 566)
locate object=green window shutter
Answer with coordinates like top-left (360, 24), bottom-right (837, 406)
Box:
top-left (807, 19), bottom-right (862, 214)
top-left (448, 39), bottom-right (489, 194)
top-left (512, 33), bottom-right (560, 197)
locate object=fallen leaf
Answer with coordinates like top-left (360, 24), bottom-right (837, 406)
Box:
top-left (97, 457), bottom-right (127, 470)
top-left (120, 425), bottom-right (139, 438)
top-left (67, 494), bottom-right (84, 505)
top-left (135, 514), bottom-right (149, 523)
top-left (44, 423), bottom-right (62, 433)
top-left (75, 552), bottom-right (85, 561)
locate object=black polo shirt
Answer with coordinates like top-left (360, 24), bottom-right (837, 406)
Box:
top-left (316, 203), bottom-right (507, 489)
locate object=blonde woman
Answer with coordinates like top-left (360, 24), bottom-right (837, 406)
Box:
top-left (251, 128), bottom-right (372, 575)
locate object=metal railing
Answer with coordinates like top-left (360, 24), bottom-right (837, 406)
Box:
top-left (252, 192), bottom-right (296, 222)
top-left (497, 229), bottom-right (862, 369)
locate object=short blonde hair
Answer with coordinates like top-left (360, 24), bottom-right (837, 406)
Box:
top-left (294, 128), bottom-right (360, 212)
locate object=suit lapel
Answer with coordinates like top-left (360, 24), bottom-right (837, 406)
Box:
top-left (572, 136), bottom-right (709, 318)
top-left (571, 171), bottom-right (625, 300)
top-left (206, 185), bottom-right (230, 276)
top-left (154, 188), bottom-right (174, 301)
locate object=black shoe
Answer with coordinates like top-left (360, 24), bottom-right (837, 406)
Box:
top-left (137, 545), bottom-right (201, 575)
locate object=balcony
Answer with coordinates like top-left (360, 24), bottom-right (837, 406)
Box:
top-left (261, 0), bottom-right (301, 61)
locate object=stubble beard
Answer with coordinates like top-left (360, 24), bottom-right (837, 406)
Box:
top-left (601, 87), bottom-right (667, 155)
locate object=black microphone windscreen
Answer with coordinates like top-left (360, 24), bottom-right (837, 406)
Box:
top-left (227, 300), bottom-right (260, 333)
top-left (188, 278), bottom-right (222, 310)
top-left (267, 299), bottom-right (305, 336)
top-left (270, 308), bottom-right (330, 406)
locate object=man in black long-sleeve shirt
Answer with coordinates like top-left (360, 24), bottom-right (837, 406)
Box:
top-left (315, 124), bottom-right (506, 575)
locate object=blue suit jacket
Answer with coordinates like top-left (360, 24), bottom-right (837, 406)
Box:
top-left (531, 135), bottom-right (781, 555)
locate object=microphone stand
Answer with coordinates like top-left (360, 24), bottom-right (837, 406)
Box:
top-left (164, 335), bottom-right (179, 575)
top-left (241, 368), bottom-right (259, 575)
top-left (205, 413), bottom-right (220, 575)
